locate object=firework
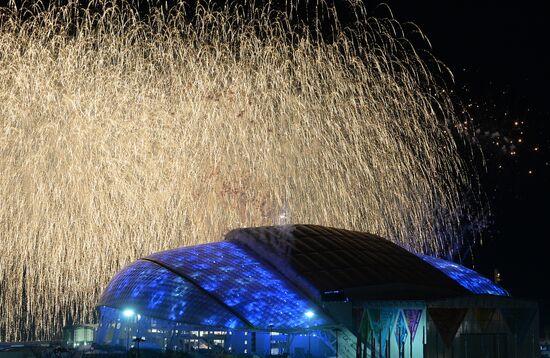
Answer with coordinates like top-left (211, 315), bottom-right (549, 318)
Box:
top-left (0, 0), bottom-right (481, 340)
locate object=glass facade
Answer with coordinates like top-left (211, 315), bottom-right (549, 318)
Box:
top-left (95, 305), bottom-right (336, 356)
top-left (63, 324), bottom-right (95, 348)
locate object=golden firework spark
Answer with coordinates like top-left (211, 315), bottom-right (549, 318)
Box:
top-left (0, 0), bottom-right (482, 340)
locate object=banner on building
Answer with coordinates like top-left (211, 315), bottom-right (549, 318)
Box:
top-left (428, 308), bottom-right (467, 347)
top-left (403, 309), bottom-right (422, 343)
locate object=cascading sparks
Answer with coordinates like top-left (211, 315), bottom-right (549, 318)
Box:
top-left (0, 0), bottom-right (483, 340)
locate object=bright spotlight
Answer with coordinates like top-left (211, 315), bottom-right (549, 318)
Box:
top-left (122, 309), bottom-right (135, 318)
top-left (304, 310), bottom-right (315, 319)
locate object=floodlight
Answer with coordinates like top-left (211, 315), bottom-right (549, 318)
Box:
top-left (122, 309), bottom-right (135, 318)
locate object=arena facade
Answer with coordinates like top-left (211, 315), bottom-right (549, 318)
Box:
top-left (96, 225), bottom-right (538, 357)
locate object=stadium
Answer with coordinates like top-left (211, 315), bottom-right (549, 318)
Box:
top-left (95, 225), bottom-right (538, 357)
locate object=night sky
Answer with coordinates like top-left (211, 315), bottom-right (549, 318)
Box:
top-left (367, 0), bottom-right (550, 333)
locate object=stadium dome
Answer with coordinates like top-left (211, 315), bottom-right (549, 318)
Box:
top-left (98, 225), bottom-right (507, 331)
top-left (95, 225), bottom-right (538, 358)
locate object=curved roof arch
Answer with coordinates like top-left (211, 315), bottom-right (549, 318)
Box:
top-left (225, 225), bottom-right (507, 300)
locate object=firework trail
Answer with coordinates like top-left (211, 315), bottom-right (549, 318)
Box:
top-left (0, 0), bottom-right (482, 340)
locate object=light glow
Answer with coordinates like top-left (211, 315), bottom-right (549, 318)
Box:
top-left (122, 309), bottom-right (135, 318)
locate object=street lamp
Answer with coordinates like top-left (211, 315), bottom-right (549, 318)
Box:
top-left (122, 309), bottom-right (135, 354)
top-left (123, 309), bottom-right (135, 318)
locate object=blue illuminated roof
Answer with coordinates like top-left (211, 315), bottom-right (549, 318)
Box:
top-left (99, 241), bottom-right (332, 331)
top-left (147, 242), bottom-right (330, 329)
top-left (419, 255), bottom-right (509, 296)
top-left (98, 260), bottom-right (246, 328)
